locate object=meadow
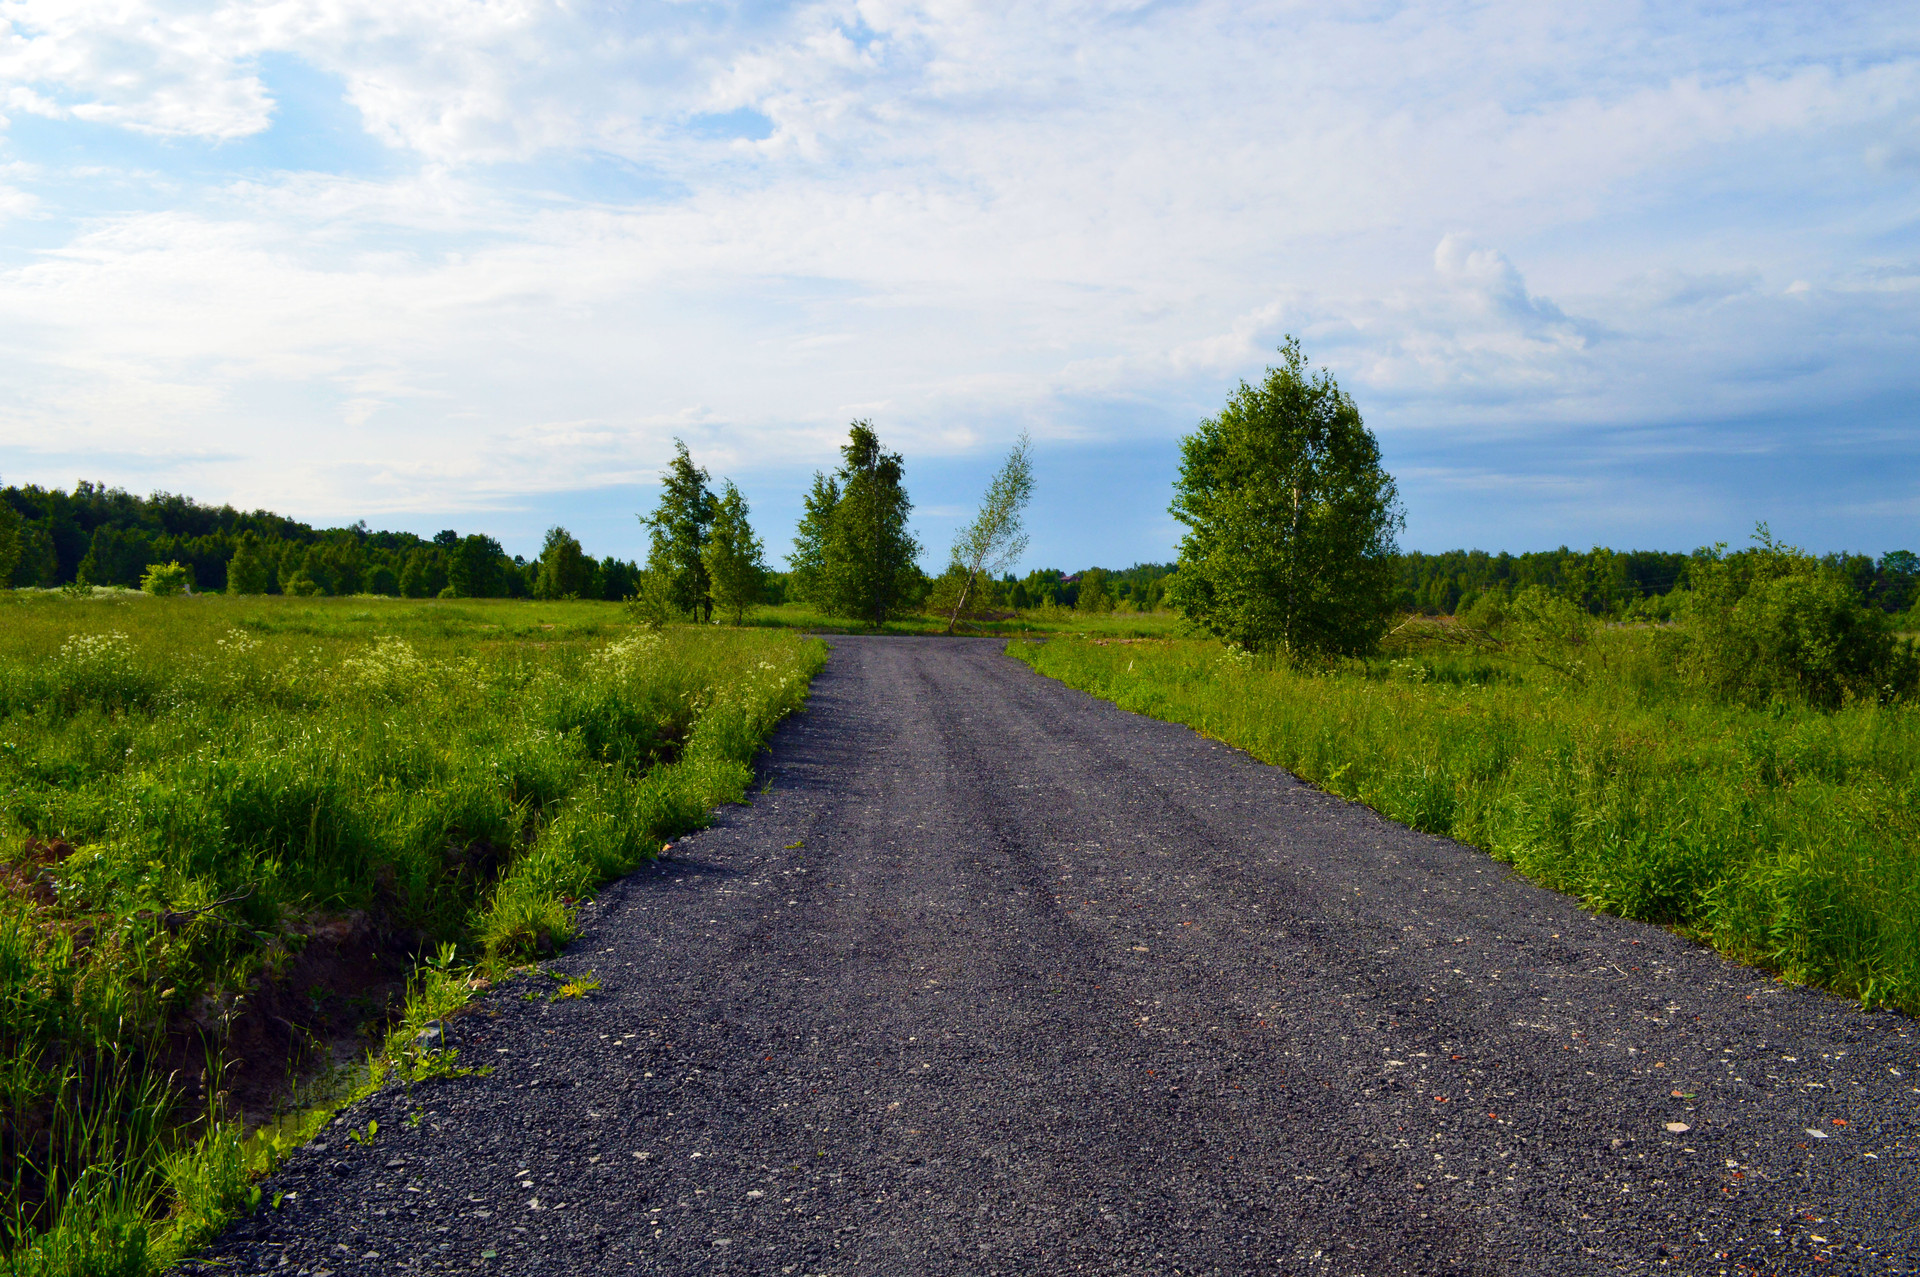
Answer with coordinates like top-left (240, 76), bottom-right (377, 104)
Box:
top-left (0, 591), bottom-right (825, 1275)
top-left (1011, 625), bottom-right (1920, 1016)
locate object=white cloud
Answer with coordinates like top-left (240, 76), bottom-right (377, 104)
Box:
top-left (0, 0), bottom-right (1915, 551)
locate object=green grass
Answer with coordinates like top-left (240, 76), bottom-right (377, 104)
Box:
top-left (1010, 629), bottom-right (1920, 1015)
top-left (0, 591), bottom-right (825, 1274)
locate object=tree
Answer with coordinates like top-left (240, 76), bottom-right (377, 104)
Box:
top-left (787, 470), bottom-right (840, 605)
top-left (140, 561), bottom-right (193, 596)
top-left (701, 481), bottom-right (767, 625)
top-left (641, 440), bottom-right (718, 622)
top-left (1076, 567), bottom-right (1114, 613)
top-left (1168, 338), bottom-right (1402, 660)
top-left (226, 535), bottom-right (275, 594)
top-left (289, 544), bottom-right (334, 596)
top-left (1879, 550), bottom-right (1919, 615)
top-left (1685, 525), bottom-right (1893, 709)
top-left (790, 422), bottom-right (922, 626)
top-left (448, 534), bottom-right (505, 598)
top-left (0, 493), bottom-right (19, 590)
top-left (534, 526), bottom-right (595, 600)
top-left (944, 433), bottom-right (1034, 633)
top-left (77, 525), bottom-right (150, 588)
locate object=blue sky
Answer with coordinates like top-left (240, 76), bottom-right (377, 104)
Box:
top-left (1, 1), bottom-right (1916, 569)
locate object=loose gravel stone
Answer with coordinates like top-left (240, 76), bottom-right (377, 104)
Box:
top-left (192, 636), bottom-right (1919, 1275)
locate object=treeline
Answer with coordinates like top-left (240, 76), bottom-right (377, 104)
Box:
top-left (1398, 546), bottom-right (1918, 620)
top-left (4, 477), bottom-right (1914, 632)
top-left (0, 481), bottom-right (644, 600)
top-left (983, 564), bottom-right (1176, 612)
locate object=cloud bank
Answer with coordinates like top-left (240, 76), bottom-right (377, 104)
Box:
top-left (1, 0), bottom-right (1916, 560)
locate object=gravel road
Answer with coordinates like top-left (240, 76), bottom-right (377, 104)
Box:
top-left (201, 636), bottom-right (1919, 1276)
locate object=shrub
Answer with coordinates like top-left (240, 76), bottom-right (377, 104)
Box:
top-left (1686, 527), bottom-right (1893, 709)
top-left (139, 562), bottom-right (192, 597)
top-left (1505, 587), bottom-right (1595, 684)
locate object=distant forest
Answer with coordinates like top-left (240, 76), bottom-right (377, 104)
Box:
top-left (0, 481), bottom-right (645, 600)
top-left (3, 482), bottom-right (1914, 620)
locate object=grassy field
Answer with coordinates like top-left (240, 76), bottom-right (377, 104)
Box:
top-left (0, 592), bottom-right (825, 1275)
top-left (1011, 628), bottom-right (1920, 1016)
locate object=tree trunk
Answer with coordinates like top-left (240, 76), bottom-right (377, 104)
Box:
top-left (1286, 481), bottom-right (1301, 660)
top-left (945, 569), bottom-right (977, 635)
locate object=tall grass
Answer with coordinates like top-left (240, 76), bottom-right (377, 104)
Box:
top-left (0, 592), bottom-right (825, 1274)
top-left (1011, 631), bottom-right (1920, 1014)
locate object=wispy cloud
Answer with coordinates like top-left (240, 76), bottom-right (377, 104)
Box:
top-left (0, 0), bottom-right (1916, 560)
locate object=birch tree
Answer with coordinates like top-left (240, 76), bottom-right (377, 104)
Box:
top-left (944, 432), bottom-right (1035, 634)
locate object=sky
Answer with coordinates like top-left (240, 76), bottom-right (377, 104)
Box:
top-left (0, 1), bottom-right (1916, 570)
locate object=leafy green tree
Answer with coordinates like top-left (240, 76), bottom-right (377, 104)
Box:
top-left (641, 440), bottom-right (718, 622)
top-left (624, 568), bottom-right (678, 628)
top-left (286, 545), bottom-right (334, 596)
top-left (308, 538), bottom-right (365, 594)
top-left (944, 433), bottom-right (1034, 632)
top-left (787, 470), bottom-right (839, 605)
top-left (1076, 567), bottom-right (1114, 613)
top-left (12, 520), bottom-right (58, 587)
top-left (534, 526), bottom-right (595, 600)
top-left (1168, 338), bottom-right (1403, 661)
top-left (399, 548), bottom-right (441, 598)
top-left (0, 493), bottom-right (19, 590)
top-left (790, 422), bottom-right (923, 626)
top-left (597, 558), bottom-right (642, 603)
top-left (701, 481), bottom-right (767, 625)
top-left (365, 563), bottom-right (401, 596)
top-left (1879, 550), bottom-right (1918, 615)
top-left (226, 536), bottom-right (275, 594)
top-left (77, 526), bottom-right (151, 588)
top-left (1685, 525), bottom-right (1893, 709)
top-left (448, 535), bottom-right (505, 598)
top-left (140, 561), bottom-right (192, 596)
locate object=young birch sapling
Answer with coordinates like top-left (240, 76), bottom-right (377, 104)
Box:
top-left (945, 432), bottom-right (1035, 634)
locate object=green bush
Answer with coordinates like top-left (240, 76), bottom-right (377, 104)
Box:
top-left (138, 563), bottom-right (191, 597)
top-left (1686, 528), bottom-right (1894, 709)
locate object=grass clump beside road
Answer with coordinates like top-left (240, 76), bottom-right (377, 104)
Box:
top-left (1011, 630), bottom-right (1920, 1015)
top-left (0, 592), bottom-right (825, 1274)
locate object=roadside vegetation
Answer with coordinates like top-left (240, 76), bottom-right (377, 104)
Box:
top-left (1014, 337), bottom-right (1920, 1017)
top-left (1012, 621), bottom-right (1920, 1014)
top-left (0, 592), bottom-right (824, 1274)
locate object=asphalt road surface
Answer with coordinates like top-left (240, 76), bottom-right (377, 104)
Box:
top-left (200, 636), bottom-right (1919, 1276)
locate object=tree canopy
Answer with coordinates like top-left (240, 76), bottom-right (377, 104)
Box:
top-left (641, 440), bottom-right (718, 621)
top-left (790, 421), bottom-right (922, 625)
top-left (701, 481), bottom-right (767, 625)
top-left (1168, 338), bottom-right (1402, 660)
top-left (534, 527), bottom-right (595, 599)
